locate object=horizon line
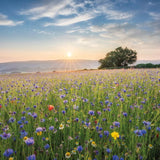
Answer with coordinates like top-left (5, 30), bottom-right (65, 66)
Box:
top-left (0, 59), bottom-right (160, 64)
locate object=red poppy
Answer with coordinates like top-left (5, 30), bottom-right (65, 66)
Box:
top-left (0, 105), bottom-right (2, 108)
top-left (156, 133), bottom-right (159, 138)
top-left (48, 105), bottom-right (54, 111)
top-left (94, 120), bottom-right (97, 124)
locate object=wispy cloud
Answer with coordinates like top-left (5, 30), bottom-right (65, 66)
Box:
top-left (33, 29), bottom-right (54, 35)
top-left (0, 13), bottom-right (23, 26)
top-left (105, 9), bottom-right (133, 20)
top-left (44, 13), bottom-right (94, 26)
top-left (149, 12), bottom-right (160, 20)
top-left (19, 0), bottom-right (133, 27)
top-left (19, 0), bottom-right (73, 20)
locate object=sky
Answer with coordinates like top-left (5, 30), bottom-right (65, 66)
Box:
top-left (0, 0), bottom-right (160, 62)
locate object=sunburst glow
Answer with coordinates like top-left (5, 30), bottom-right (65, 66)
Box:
top-left (67, 52), bottom-right (72, 58)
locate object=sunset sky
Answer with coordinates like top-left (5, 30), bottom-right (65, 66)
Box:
top-left (0, 0), bottom-right (160, 62)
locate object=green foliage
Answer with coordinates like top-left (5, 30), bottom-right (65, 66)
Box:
top-left (99, 47), bottom-right (137, 69)
top-left (135, 63), bottom-right (160, 68)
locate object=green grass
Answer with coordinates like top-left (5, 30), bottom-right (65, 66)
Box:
top-left (0, 69), bottom-right (160, 160)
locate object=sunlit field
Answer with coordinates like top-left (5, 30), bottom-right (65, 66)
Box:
top-left (0, 69), bottom-right (160, 160)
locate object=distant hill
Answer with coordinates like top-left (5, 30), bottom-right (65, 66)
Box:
top-left (0, 60), bottom-right (100, 74)
top-left (0, 59), bottom-right (159, 74)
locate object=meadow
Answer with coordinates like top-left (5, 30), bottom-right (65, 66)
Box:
top-left (0, 69), bottom-right (160, 160)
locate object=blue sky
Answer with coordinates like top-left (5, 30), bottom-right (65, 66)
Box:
top-left (0, 0), bottom-right (160, 62)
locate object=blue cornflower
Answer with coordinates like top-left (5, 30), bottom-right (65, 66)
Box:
top-left (21, 116), bottom-right (26, 121)
top-left (77, 145), bottom-right (83, 152)
top-left (104, 131), bottom-right (109, 137)
top-left (99, 134), bottom-right (103, 138)
top-left (106, 148), bottom-right (111, 153)
top-left (36, 127), bottom-right (43, 133)
top-left (27, 154), bottom-right (36, 160)
top-left (32, 113), bottom-right (37, 118)
top-left (62, 110), bottom-right (66, 114)
top-left (49, 126), bottom-right (54, 131)
top-left (25, 137), bottom-right (34, 146)
top-left (0, 132), bottom-right (11, 139)
top-left (24, 121), bottom-right (28, 124)
top-left (17, 120), bottom-right (22, 124)
top-left (157, 127), bottom-right (160, 131)
top-left (123, 112), bottom-right (127, 117)
top-left (75, 118), bottom-right (79, 122)
top-left (20, 130), bottom-right (28, 138)
top-left (63, 100), bottom-right (68, 104)
top-left (60, 95), bottom-right (65, 98)
top-left (20, 125), bottom-right (24, 128)
top-left (3, 149), bottom-right (14, 157)
top-left (141, 129), bottom-right (147, 135)
top-left (8, 117), bottom-right (15, 123)
top-left (113, 155), bottom-right (119, 160)
top-left (44, 144), bottom-right (50, 149)
top-left (113, 121), bottom-right (120, 127)
top-left (143, 121), bottom-right (151, 126)
top-left (99, 127), bottom-right (103, 131)
top-left (105, 100), bottom-right (109, 104)
top-left (88, 110), bottom-right (94, 115)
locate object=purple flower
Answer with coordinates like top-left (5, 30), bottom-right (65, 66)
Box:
top-left (32, 113), bottom-right (37, 118)
top-left (113, 155), bottom-right (119, 160)
top-left (21, 116), bottom-right (26, 121)
top-left (20, 130), bottom-right (28, 138)
top-left (104, 131), bottom-right (109, 137)
top-left (157, 127), bottom-right (160, 131)
top-left (123, 112), bottom-right (127, 117)
top-left (60, 95), bottom-right (65, 98)
top-left (8, 117), bottom-right (15, 123)
top-left (3, 149), bottom-right (14, 157)
top-left (44, 144), bottom-right (50, 149)
top-left (0, 132), bottom-right (11, 139)
top-left (62, 110), bottom-right (66, 114)
top-left (143, 121), bottom-right (151, 126)
top-left (141, 129), bottom-right (147, 135)
top-left (97, 111), bottom-right (101, 115)
top-left (113, 121), bottom-right (120, 127)
top-left (88, 110), bottom-right (94, 115)
top-left (106, 148), bottom-right (111, 153)
top-left (49, 126), bottom-right (54, 131)
top-left (17, 120), bottom-right (22, 124)
top-left (134, 129), bottom-right (146, 136)
top-left (25, 137), bottom-right (34, 146)
top-left (63, 100), bottom-right (68, 104)
top-left (36, 127), bottom-right (43, 133)
top-left (77, 145), bottom-right (83, 152)
top-left (27, 154), bottom-right (36, 160)
top-left (99, 134), bottom-right (103, 138)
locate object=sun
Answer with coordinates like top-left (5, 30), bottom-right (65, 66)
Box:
top-left (67, 52), bottom-right (72, 58)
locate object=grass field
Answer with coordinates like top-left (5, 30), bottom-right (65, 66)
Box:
top-left (0, 69), bottom-right (160, 160)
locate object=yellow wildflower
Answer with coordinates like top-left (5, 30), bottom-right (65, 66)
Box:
top-left (9, 157), bottom-right (14, 160)
top-left (111, 131), bottom-right (119, 140)
top-left (65, 152), bottom-right (71, 159)
top-left (91, 141), bottom-right (97, 147)
top-left (46, 137), bottom-right (49, 141)
top-left (37, 131), bottom-right (42, 136)
top-left (148, 144), bottom-right (153, 149)
top-left (23, 136), bottom-right (28, 141)
top-left (59, 124), bottom-right (64, 130)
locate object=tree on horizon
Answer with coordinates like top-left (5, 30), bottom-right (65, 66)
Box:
top-left (99, 47), bottom-right (137, 69)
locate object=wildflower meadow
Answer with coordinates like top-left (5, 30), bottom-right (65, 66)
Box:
top-left (0, 69), bottom-right (160, 160)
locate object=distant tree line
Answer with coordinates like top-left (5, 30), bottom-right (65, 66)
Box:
top-left (135, 63), bottom-right (160, 68)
